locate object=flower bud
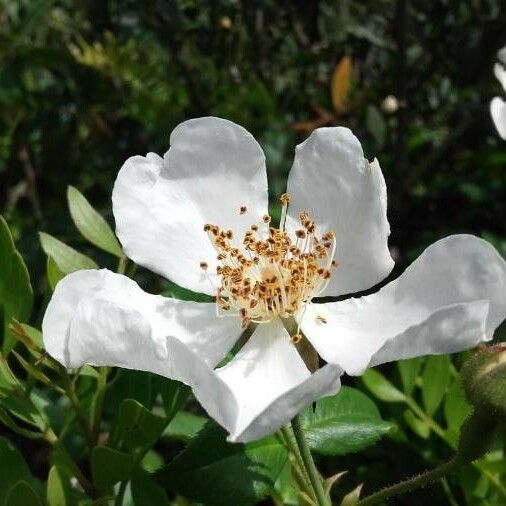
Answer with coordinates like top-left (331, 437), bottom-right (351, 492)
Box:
top-left (461, 344), bottom-right (506, 416)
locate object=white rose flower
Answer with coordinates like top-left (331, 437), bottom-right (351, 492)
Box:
top-left (43, 117), bottom-right (506, 442)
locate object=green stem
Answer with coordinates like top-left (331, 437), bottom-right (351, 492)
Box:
top-left (63, 373), bottom-right (95, 450)
top-left (280, 426), bottom-right (314, 499)
top-left (91, 366), bottom-right (108, 443)
top-left (45, 430), bottom-right (100, 499)
top-left (290, 415), bottom-right (330, 506)
top-left (357, 457), bottom-right (461, 506)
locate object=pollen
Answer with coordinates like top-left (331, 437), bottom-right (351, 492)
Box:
top-left (240, 205), bottom-right (247, 215)
top-left (200, 261), bottom-right (208, 270)
top-left (316, 315), bottom-right (327, 324)
top-left (202, 200), bottom-right (337, 328)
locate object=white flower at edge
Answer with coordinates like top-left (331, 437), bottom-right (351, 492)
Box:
top-left (491, 45), bottom-right (506, 140)
top-left (42, 117), bottom-right (506, 443)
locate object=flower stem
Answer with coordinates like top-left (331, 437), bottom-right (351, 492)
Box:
top-left (290, 414), bottom-right (330, 506)
top-left (357, 457), bottom-right (461, 506)
top-left (279, 426), bottom-right (314, 499)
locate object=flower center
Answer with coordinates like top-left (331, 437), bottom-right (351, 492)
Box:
top-left (201, 194), bottom-right (337, 329)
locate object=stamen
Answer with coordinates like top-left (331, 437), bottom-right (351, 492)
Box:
top-left (240, 205), bottom-right (247, 215)
top-left (201, 209), bottom-right (336, 326)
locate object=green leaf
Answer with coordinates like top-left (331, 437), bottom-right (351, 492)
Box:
top-left (46, 256), bottom-right (65, 292)
top-left (163, 411), bottom-right (208, 442)
top-left (46, 466), bottom-right (72, 506)
top-left (155, 422), bottom-right (287, 506)
top-left (0, 216), bottom-right (33, 354)
top-left (421, 355), bottom-right (451, 416)
top-left (91, 447), bottom-right (135, 490)
top-left (444, 377), bottom-right (471, 432)
top-left (39, 232), bottom-right (97, 274)
top-left (300, 387), bottom-right (394, 456)
top-left (5, 481), bottom-right (42, 506)
top-left (67, 186), bottom-right (122, 257)
top-left (0, 354), bottom-right (45, 430)
top-left (131, 468), bottom-right (170, 506)
top-left (403, 409), bottom-right (430, 439)
top-left (0, 438), bottom-right (38, 506)
top-left (114, 399), bottom-right (167, 452)
top-left (154, 377), bottom-right (190, 420)
top-left (397, 357), bottom-right (422, 395)
top-left (362, 369), bottom-right (406, 403)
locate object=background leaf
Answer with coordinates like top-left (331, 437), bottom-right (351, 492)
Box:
top-left (0, 216), bottom-right (33, 354)
top-left (39, 232), bottom-right (98, 273)
top-left (362, 369), bottom-right (406, 403)
top-left (155, 422), bottom-right (287, 506)
top-left (67, 185), bottom-right (122, 258)
top-left (421, 355), bottom-right (451, 416)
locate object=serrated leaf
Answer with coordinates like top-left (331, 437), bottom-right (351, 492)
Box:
top-left (362, 369), bottom-right (406, 403)
top-left (67, 186), bottom-right (122, 257)
top-left (300, 387), bottom-right (394, 456)
top-left (331, 56), bottom-right (353, 114)
top-left (155, 422), bottom-right (287, 506)
top-left (5, 481), bottom-right (42, 506)
top-left (39, 232), bottom-right (97, 274)
top-left (91, 447), bottom-right (135, 489)
top-left (0, 216), bottom-right (33, 354)
top-left (422, 355), bottom-right (451, 416)
top-left (46, 256), bottom-right (64, 292)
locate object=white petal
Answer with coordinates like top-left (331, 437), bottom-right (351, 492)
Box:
top-left (491, 97), bottom-right (506, 140)
top-left (112, 117), bottom-right (268, 295)
top-left (498, 46), bottom-right (506, 66)
top-left (300, 235), bottom-right (506, 375)
top-left (212, 318), bottom-right (342, 442)
top-left (286, 128), bottom-right (394, 297)
top-left (42, 269), bottom-right (242, 369)
top-left (494, 62), bottom-right (506, 92)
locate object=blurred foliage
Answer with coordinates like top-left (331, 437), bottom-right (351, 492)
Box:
top-left (1, 0), bottom-right (506, 505)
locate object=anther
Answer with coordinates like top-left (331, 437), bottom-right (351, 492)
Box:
top-left (240, 205), bottom-right (247, 215)
top-left (200, 261), bottom-right (208, 270)
top-left (279, 193), bottom-right (291, 205)
top-left (291, 333), bottom-right (302, 344)
top-left (316, 315), bottom-right (327, 324)
top-left (263, 214), bottom-right (271, 224)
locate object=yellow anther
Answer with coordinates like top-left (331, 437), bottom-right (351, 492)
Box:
top-left (279, 193), bottom-right (291, 205)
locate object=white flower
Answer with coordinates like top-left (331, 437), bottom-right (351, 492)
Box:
top-left (491, 45), bottom-right (506, 140)
top-left (42, 117), bottom-right (506, 442)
